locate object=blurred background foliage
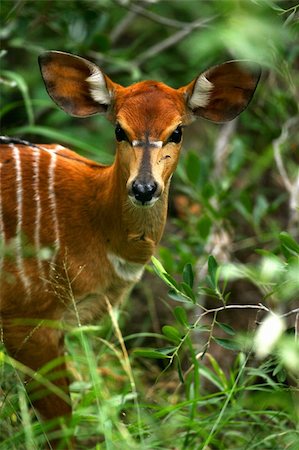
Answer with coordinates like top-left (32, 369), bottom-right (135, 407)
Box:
top-left (1, 1), bottom-right (299, 449)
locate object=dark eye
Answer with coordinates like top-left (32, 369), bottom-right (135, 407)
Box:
top-left (168, 126), bottom-right (182, 144)
top-left (115, 124), bottom-right (129, 142)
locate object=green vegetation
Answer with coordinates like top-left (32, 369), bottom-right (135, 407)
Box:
top-left (1, 1), bottom-right (298, 449)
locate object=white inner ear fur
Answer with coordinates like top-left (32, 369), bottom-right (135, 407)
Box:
top-left (86, 64), bottom-right (112, 106)
top-left (188, 74), bottom-right (214, 109)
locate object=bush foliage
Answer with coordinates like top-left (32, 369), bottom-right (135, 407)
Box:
top-left (1, 1), bottom-right (299, 449)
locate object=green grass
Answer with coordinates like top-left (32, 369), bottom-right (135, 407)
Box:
top-left (1, 253), bottom-right (298, 450)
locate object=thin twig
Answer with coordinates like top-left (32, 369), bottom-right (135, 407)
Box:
top-left (197, 303), bottom-right (299, 319)
top-left (197, 302), bottom-right (270, 317)
top-left (116, 0), bottom-right (203, 29)
top-left (167, 301), bottom-right (298, 398)
top-left (273, 117), bottom-right (298, 193)
top-left (111, 0), bottom-right (216, 59)
top-left (134, 16), bottom-right (215, 67)
top-left (281, 307), bottom-right (299, 318)
top-left (110, 9), bottom-right (137, 44)
top-left (273, 115), bottom-right (299, 228)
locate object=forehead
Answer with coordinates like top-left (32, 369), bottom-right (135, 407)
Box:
top-left (114, 81), bottom-right (186, 137)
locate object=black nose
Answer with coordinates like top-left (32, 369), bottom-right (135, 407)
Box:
top-left (132, 180), bottom-right (157, 204)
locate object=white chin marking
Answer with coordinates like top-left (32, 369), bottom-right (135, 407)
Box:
top-left (129, 196), bottom-right (158, 208)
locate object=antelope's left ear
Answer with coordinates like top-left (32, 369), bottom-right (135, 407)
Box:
top-left (181, 61), bottom-right (261, 123)
top-left (39, 51), bottom-right (119, 117)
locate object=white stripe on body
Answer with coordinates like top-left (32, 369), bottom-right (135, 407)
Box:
top-left (0, 162), bottom-right (4, 276)
top-left (48, 151), bottom-right (60, 265)
top-left (53, 145), bottom-right (65, 151)
top-left (11, 145), bottom-right (31, 295)
top-left (1, 144), bottom-right (65, 290)
top-left (32, 147), bottom-right (47, 283)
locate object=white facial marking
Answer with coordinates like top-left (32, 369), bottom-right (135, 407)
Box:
top-left (189, 74), bottom-right (214, 109)
top-left (48, 151), bottom-right (60, 263)
top-left (107, 252), bottom-right (144, 282)
top-left (132, 140), bottom-right (163, 148)
top-left (11, 145), bottom-right (31, 295)
top-left (86, 64), bottom-right (111, 106)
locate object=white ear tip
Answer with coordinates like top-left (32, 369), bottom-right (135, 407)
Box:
top-left (189, 75), bottom-right (214, 109)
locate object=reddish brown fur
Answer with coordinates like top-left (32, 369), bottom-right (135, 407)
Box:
top-left (0, 52), bottom-right (260, 448)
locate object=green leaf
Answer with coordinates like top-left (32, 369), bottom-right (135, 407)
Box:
top-left (199, 287), bottom-right (219, 298)
top-left (273, 363), bottom-right (287, 383)
top-left (173, 306), bottom-right (188, 327)
top-left (155, 346), bottom-right (177, 355)
top-left (181, 282), bottom-right (196, 303)
top-left (2, 70), bottom-right (34, 126)
top-left (206, 354), bottom-right (228, 389)
top-left (208, 255), bottom-right (219, 288)
top-left (134, 349), bottom-right (171, 359)
top-left (185, 152), bottom-right (202, 186)
top-left (176, 356), bottom-right (184, 384)
top-left (202, 182), bottom-right (215, 199)
top-left (168, 289), bottom-right (190, 303)
top-left (183, 263), bottom-right (194, 288)
top-left (197, 215), bottom-right (212, 240)
top-left (213, 337), bottom-right (240, 351)
top-left (151, 255), bottom-right (166, 276)
top-left (224, 292), bottom-right (231, 303)
top-left (198, 365), bottom-right (224, 390)
top-left (253, 195), bottom-right (269, 226)
top-left (151, 256), bottom-right (179, 290)
top-left (217, 322), bottom-right (236, 336)
top-left (279, 232), bottom-right (299, 258)
top-left (162, 325), bottom-right (181, 344)
top-left (164, 273), bottom-right (179, 290)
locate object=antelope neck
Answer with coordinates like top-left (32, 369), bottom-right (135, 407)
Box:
top-left (94, 162), bottom-right (169, 264)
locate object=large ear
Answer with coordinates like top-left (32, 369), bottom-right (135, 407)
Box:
top-left (182, 61), bottom-right (261, 123)
top-left (38, 51), bottom-right (117, 117)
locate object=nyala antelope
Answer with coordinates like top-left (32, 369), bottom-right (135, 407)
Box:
top-left (0, 51), bottom-right (260, 447)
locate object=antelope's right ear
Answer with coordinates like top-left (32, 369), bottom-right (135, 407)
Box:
top-left (181, 60), bottom-right (261, 123)
top-left (39, 51), bottom-right (117, 117)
